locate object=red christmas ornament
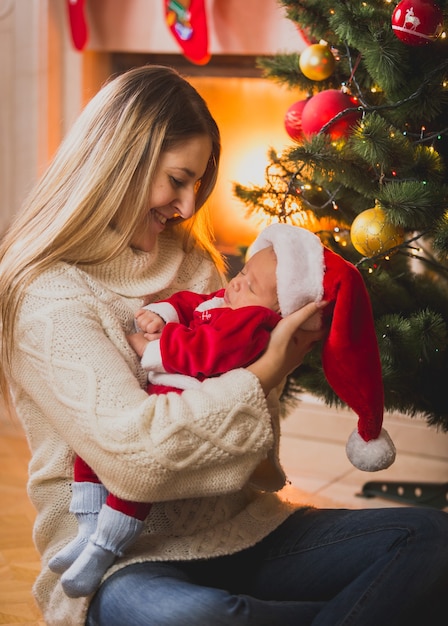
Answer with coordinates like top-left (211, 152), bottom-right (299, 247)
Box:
top-left (301, 90), bottom-right (361, 140)
top-left (284, 98), bottom-right (310, 142)
top-left (391, 0), bottom-right (443, 46)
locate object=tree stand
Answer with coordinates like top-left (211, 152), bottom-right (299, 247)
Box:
top-left (358, 480), bottom-right (448, 509)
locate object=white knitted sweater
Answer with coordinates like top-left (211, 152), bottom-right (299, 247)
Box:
top-left (9, 231), bottom-right (296, 626)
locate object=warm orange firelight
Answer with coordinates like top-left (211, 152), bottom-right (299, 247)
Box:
top-left (189, 76), bottom-right (305, 253)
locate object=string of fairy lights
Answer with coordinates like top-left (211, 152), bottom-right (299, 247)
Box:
top-left (252, 0), bottom-right (448, 277)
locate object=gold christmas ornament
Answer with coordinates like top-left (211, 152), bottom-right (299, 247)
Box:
top-left (350, 206), bottom-right (405, 257)
top-left (299, 43), bottom-right (336, 81)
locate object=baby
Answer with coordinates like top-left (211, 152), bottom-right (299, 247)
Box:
top-left (49, 223), bottom-right (395, 598)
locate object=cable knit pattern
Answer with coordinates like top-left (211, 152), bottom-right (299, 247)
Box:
top-left (9, 231), bottom-right (297, 626)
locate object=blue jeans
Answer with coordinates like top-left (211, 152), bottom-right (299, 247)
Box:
top-left (86, 506), bottom-right (448, 625)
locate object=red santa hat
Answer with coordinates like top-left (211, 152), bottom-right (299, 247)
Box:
top-left (250, 223), bottom-right (396, 472)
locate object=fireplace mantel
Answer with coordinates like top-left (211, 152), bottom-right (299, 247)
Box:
top-left (86, 0), bottom-right (304, 57)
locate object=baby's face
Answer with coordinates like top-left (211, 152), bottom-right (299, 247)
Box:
top-left (224, 246), bottom-right (280, 312)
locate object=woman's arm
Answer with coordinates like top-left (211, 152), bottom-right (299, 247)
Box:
top-left (12, 268), bottom-right (324, 505)
top-left (247, 301), bottom-right (326, 395)
top-left (11, 276), bottom-right (274, 504)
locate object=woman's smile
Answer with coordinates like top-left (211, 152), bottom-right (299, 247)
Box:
top-left (153, 210), bottom-right (167, 225)
top-left (151, 209), bottom-right (169, 227)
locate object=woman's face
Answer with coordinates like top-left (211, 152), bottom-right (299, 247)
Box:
top-left (130, 134), bottom-right (213, 252)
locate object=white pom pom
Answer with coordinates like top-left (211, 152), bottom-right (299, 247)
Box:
top-left (346, 428), bottom-right (396, 472)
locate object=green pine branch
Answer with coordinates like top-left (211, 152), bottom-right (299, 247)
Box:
top-left (234, 0), bottom-right (448, 427)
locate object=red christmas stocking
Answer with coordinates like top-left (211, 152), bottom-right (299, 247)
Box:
top-left (164, 0), bottom-right (210, 65)
top-left (67, 0), bottom-right (88, 51)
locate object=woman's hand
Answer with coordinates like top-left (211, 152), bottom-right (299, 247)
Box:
top-left (247, 301), bottom-right (327, 396)
top-left (127, 331), bottom-right (150, 358)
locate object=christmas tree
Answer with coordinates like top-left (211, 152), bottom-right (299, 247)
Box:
top-left (233, 0), bottom-right (448, 431)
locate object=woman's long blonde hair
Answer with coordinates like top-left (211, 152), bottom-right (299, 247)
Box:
top-left (0, 65), bottom-right (222, 402)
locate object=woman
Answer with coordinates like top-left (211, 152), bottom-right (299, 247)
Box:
top-left (0, 66), bottom-right (447, 626)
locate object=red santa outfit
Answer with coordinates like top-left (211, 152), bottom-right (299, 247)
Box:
top-left (139, 289), bottom-right (281, 393)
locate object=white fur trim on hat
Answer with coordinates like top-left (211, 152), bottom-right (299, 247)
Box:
top-left (250, 223), bottom-right (325, 316)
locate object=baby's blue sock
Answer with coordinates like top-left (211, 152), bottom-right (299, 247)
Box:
top-left (60, 504), bottom-right (144, 598)
top-left (49, 481), bottom-right (107, 575)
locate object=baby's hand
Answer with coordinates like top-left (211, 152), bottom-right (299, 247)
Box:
top-left (135, 309), bottom-right (165, 341)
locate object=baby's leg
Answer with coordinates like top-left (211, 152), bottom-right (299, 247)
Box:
top-left (49, 456), bottom-right (107, 574)
top-left (61, 496), bottom-right (152, 598)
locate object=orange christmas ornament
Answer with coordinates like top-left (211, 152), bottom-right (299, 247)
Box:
top-left (350, 207), bottom-right (405, 257)
top-left (299, 43), bottom-right (336, 81)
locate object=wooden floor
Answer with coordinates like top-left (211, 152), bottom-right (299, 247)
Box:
top-left (2, 392), bottom-right (445, 626)
top-left (0, 405), bottom-right (45, 626)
